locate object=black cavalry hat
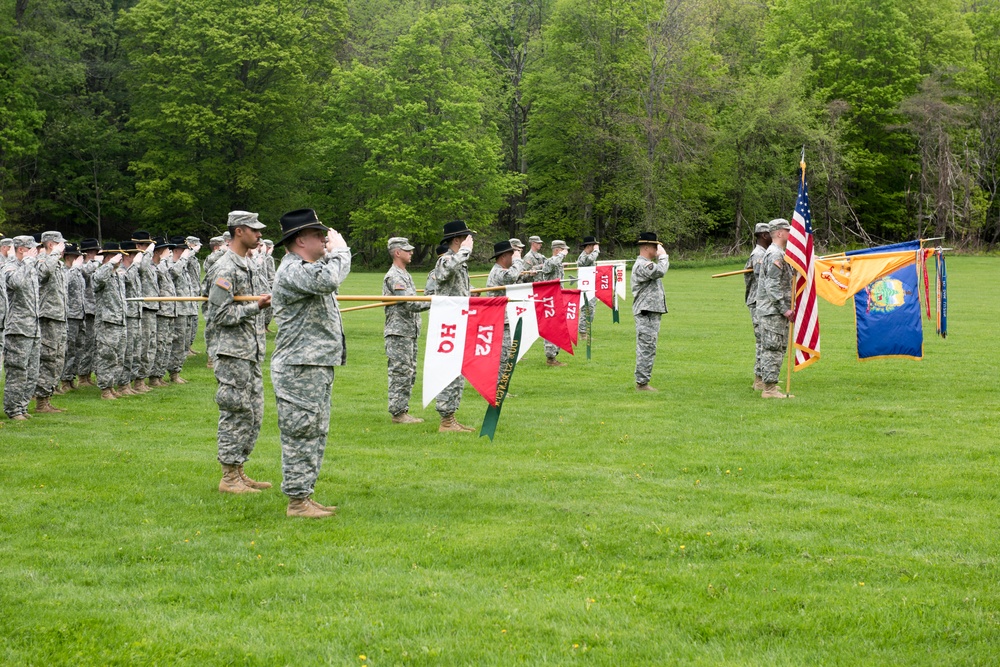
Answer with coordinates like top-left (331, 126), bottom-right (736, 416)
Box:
top-left (491, 239), bottom-right (515, 259)
top-left (154, 235), bottom-right (174, 250)
top-left (440, 219), bottom-right (476, 242)
top-left (279, 208), bottom-right (329, 244)
top-left (131, 230), bottom-right (153, 243)
top-left (80, 237), bottom-right (101, 252)
top-left (637, 231), bottom-right (661, 245)
top-left (168, 235), bottom-right (187, 247)
top-left (63, 242), bottom-right (81, 256)
top-left (579, 235), bottom-right (598, 248)
top-left (100, 241), bottom-right (122, 254)
top-left (120, 240), bottom-right (139, 253)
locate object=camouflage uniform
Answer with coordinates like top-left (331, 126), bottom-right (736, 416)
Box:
top-left (745, 244), bottom-right (767, 379)
top-left (577, 247), bottom-right (599, 337)
top-left (93, 261), bottom-right (127, 390)
top-left (541, 253), bottom-right (566, 360)
top-left (520, 248), bottom-right (544, 283)
top-left (122, 262), bottom-right (143, 386)
top-left (80, 258), bottom-right (99, 377)
top-left (138, 255), bottom-right (160, 380)
top-left (201, 247), bottom-right (225, 355)
top-left (631, 255), bottom-right (669, 386)
top-left (206, 250), bottom-right (269, 466)
top-left (383, 264), bottom-right (428, 417)
top-left (34, 251), bottom-right (67, 399)
top-left (272, 248), bottom-right (351, 499)
top-left (755, 243), bottom-right (793, 384)
top-left (3, 256), bottom-right (40, 418)
top-left (167, 255), bottom-right (195, 373)
top-left (431, 247), bottom-right (471, 416)
top-left (62, 263), bottom-right (86, 382)
top-left (486, 257), bottom-right (524, 382)
top-left (184, 252), bottom-right (201, 350)
top-left (153, 259), bottom-right (177, 379)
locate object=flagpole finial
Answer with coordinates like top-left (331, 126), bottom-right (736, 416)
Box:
top-left (800, 145), bottom-right (806, 184)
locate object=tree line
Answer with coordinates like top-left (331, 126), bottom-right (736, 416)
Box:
top-left (2, 0), bottom-right (999, 262)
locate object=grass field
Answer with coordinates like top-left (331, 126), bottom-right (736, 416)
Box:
top-left (1, 257), bottom-right (997, 665)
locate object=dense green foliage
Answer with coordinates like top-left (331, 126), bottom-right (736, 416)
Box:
top-left (2, 0), bottom-right (1000, 254)
top-left (2, 259), bottom-right (997, 664)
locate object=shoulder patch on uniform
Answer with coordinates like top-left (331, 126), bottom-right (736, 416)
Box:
top-left (215, 277), bottom-right (232, 291)
top-left (773, 259), bottom-right (783, 268)
top-left (393, 283), bottom-right (406, 290)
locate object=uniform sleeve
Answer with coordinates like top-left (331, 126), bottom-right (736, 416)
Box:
top-left (759, 256), bottom-right (789, 311)
top-left (437, 248), bottom-right (471, 280)
top-left (207, 268), bottom-right (260, 326)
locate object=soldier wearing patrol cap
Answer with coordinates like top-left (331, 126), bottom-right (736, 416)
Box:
top-left (541, 239), bottom-right (570, 366)
top-left (77, 237), bottom-right (102, 387)
top-left (745, 222), bottom-right (772, 391)
top-left (3, 236), bottom-right (41, 420)
top-left (58, 243), bottom-right (86, 394)
top-left (632, 232), bottom-right (669, 391)
top-left (271, 208), bottom-right (350, 518)
top-left (382, 236), bottom-right (429, 424)
top-left (755, 218), bottom-right (794, 399)
top-left (34, 231), bottom-right (68, 412)
top-left (206, 210), bottom-right (273, 494)
top-left (520, 235), bottom-right (544, 283)
top-left (432, 220), bottom-right (476, 432)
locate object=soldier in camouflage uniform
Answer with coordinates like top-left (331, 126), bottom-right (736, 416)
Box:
top-left (486, 239), bottom-right (524, 385)
top-left (206, 211), bottom-right (272, 495)
top-left (744, 223), bottom-right (772, 391)
top-left (183, 236), bottom-right (202, 353)
top-left (519, 235), bottom-right (544, 283)
top-left (3, 236), bottom-right (41, 420)
top-left (261, 239), bottom-right (276, 331)
top-left (631, 232), bottom-right (669, 391)
top-left (93, 243), bottom-right (127, 399)
top-left (77, 238), bottom-right (101, 387)
top-left (202, 236), bottom-right (227, 369)
top-left (166, 237), bottom-right (196, 383)
top-left (58, 244), bottom-right (86, 394)
top-left (424, 245), bottom-right (449, 296)
top-left (32, 231), bottom-right (68, 413)
top-left (383, 237), bottom-right (429, 424)
top-left (150, 237), bottom-right (177, 386)
top-left (576, 236), bottom-right (600, 340)
top-left (117, 242), bottom-right (144, 396)
top-left (755, 218), bottom-right (795, 399)
top-left (132, 231), bottom-right (159, 392)
top-left (432, 220), bottom-right (476, 432)
top-left (0, 242), bottom-right (7, 372)
top-left (541, 240), bottom-right (570, 366)
top-left (271, 208), bottom-right (351, 518)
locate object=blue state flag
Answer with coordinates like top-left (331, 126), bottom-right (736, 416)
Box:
top-left (855, 262), bottom-right (923, 360)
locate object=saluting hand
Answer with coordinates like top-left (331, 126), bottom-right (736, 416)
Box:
top-left (512, 249), bottom-right (522, 261)
top-left (72, 255), bottom-right (84, 268)
top-left (109, 253), bottom-right (122, 265)
top-left (326, 229), bottom-right (347, 252)
top-left (460, 235), bottom-right (474, 251)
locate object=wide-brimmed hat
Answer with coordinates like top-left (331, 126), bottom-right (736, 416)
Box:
top-left (168, 235), bottom-right (187, 248)
top-left (132, 230), bottom-right (154, 243)
top-left (80, 237), bottom-right (101, 252)
top-left (120, 240), bottom-right (140, 254)
top-left (100, 241), bottom-right (122, 254)
top-left (441, 220), bottom-right (476, 241)
top-left (228, 210), bottom-right (266, 230)
top-left (279, 208), bottom-right (329, 243)
top-left (637, 232), bottom-right (661, 245)
top-left (768, 218), bottom-right (791, 232)
top-left (579, 235), bottom-right (598, 248)
top-left (491, 240), bottom-right (515, 259)
top-left (63, 243), bottom-right (81, 256)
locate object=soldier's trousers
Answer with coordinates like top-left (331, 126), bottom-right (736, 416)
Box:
top-left (169, 316), bottom-right (190, 373)
top-left (497, 324), bottom-right (512, 388)
top-left (579, 300), bottom-right (595, 339)
top-left (141, 309), bottom-right (158, 378)
top-left (80, 314), bottom-right (96, 376)
top-left (3, 334), bottom-right (40, 417)
top-left (272, 364), bottom-right (334, 499)
top-left (385, 335), bottom-right (418, 416)
top-left (634, 311), bottom-right (662, 385)
top-left (759, 314), bottom-right (789, 384)
top-left (214, 355), bottom-right (264, 466)
top-left (544, 340), bottom-right (560, 360)
top-left (95, 321), bottom-right (126, 390)
top-left (62, 318), bottom-right (85, 381)
top-left (749, 305), bottom-right (763, 378)
top-left (35, 317), bottom-right (67, 398)
top-left (122, 316), bottom-right (141, 386)
top-left (187, 314), bottom-right (198, 350)
top-left (435, 376), bottom-right (464, 417)
top-left (153, 315), bottom-right (174, 378)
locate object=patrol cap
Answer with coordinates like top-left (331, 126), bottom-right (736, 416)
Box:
top-left (0, 238), bottom-right (13, 247)
top-left (388, 237), bottom-right (415, 252)
top-left (64, 243), bottom-right (81, 256)
top-left (222, 231), bottom-right (231, 242)
top-left (527, 235), bottom-right (542, 244)
top-left (13, 235), bottom-right (39, 249)
top-left (208, 236), bottom-right (223, 246)
top-left (551, 239), bottom-right (568, 250)
top-left (184, 235), bottom-right (201, 245)
top-left (227, 210), bottom-right (265, 230)
top-left (509, 238), bottom-right (524, 249)
top-left (41, 231), bottom-right (65, 244)
top-left (261, 239), bottom-right (274, 247)
top-left (754, 223), bottom-right (771, 235)
top-left (768, 218), bottom-right (791, 232)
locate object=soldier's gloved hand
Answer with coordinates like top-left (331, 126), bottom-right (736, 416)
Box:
top-left (72, 255), bottom-right (84, 268)
top-left (257, 294), bottom-right (272, 310)
top-left (783, 309), bottom-right (794, 321)
top-left (109, 253), bottom-right (123, 265)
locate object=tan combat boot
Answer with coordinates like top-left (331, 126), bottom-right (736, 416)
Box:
top-left (287, 497), bottom-right (333, 518)
top-left (132, 379), bottom-right (150, 394)
top-left (237, 465), bottom-right (272, 490)
top-left (148, 377), bottom-right (166, 388)
top-left (761, 383), bottom-right (793, 399)
top-left (219, 464), bottom-right (259, 494)
top-left (392, 412), bottom-right (424, 424)
top-left (53, 381), bottom-right (68, 395)
top-left (34, 397), bottom-right (65, 413)
top-left (101, 388), bottom-right (117, 400)
top-left (117, 384), bottom-right (137, 396)
top-left (439, 414), bottom-right (474, 433)
top-left (11, 414), bottom-right (29, 421)
top-left (545, 357), bottom-right (566, 367)
top-left (169, 371), bottom-right (187, 385)
top-left (636, 383), bottom-right (658, 392)
top-left (78, 374), bottom-right (95, 387)
top-left (309, 498), bottom-right (337, 513)
top-left (752, 376), bottom-right (765, 391)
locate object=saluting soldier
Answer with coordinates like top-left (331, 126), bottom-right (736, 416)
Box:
top-left (541, 239), bottom-right (570, 366)
top-left (3, 236), bottom-right (41, 420)
top-left (207, 211), bottom-right (272, 494)
top-left (118, 241), bottom-right (144, 395)
top-left (486, 239), bottom-right (524, 387)
top-left (166, 237), bottom-right (196, 383)
top-left (132, 231), bottom-right (159, 392)
top-left (271, 208), bottom-right (351, 518)
top-left (92, 242), bottom-right (127, 400)
top-left (755, 218), bottom-right (795, 399)
top-left (423, 244), bottom-right (449, 296)
top-left (632, 232), bottom-right (669, 392)
top-left (382, 237), bottom-right (429, 424)
top-left (745, 223), bottom-right (772, 391)
top-left (58, 244), bottom-right (86, 394)
top-left (77, 238), bottom-right (101, 387)
top-left (432, 220), bottom-right (476, 433)
top-left (33, 231), bottom-right (68, 413)
top-left (150, 237), bottom-right (177, 387)
top-left (576, 236), bottom-right (600, 339)
top-left (183, 236), bottom-right (203, 354)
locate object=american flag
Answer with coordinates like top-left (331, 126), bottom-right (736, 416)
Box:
top-left (784, 159), bottom-right (821, 370)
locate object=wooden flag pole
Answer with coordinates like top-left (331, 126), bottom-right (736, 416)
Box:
top-left (785, 319), bottom-right (794, 396)
top-left (341, 302), bottom-right (394, 313)
top-left (711, 268), bottom-right (753, 278)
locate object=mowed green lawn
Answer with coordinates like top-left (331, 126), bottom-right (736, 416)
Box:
top-left (1, 257), bottom-right (997, 666)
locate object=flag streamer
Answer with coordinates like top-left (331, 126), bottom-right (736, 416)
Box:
top-left (480, 319), bottom-right (523, 441)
